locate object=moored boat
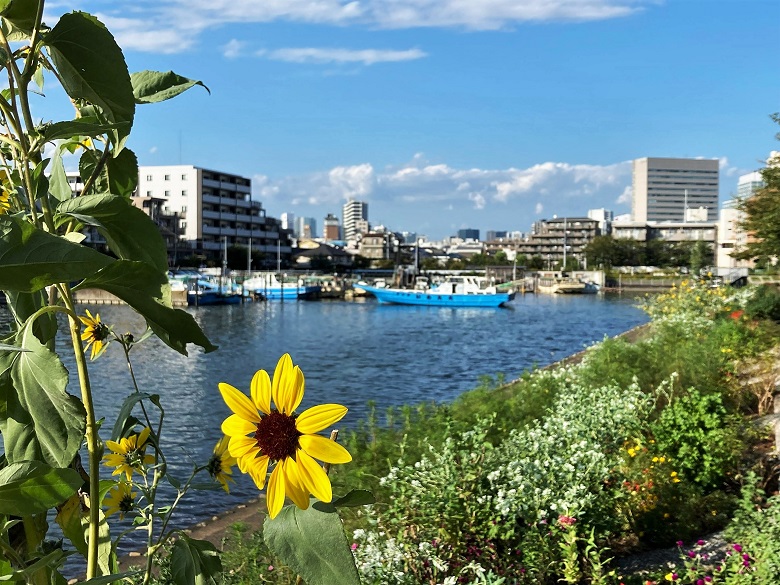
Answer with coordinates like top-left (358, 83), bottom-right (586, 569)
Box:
top-left (537, 273), bottom-right (599, 295)
top-left (242, 272), bottom-right (321, 300)
top-left (357, 275), bottom-right (514, 308)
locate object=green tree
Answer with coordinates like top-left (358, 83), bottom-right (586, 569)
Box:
top-left (735, 118), bottom-right (780, 264)
top-left (583, 235), bottom-right (620, 268)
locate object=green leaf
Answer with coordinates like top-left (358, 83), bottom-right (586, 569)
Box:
top-left (110, 392), bottom-right (151, 441)
top-left (0, 0), bottom-right (41, 34)
top-left (0, 343), bottom-right (26, 352)
top-left (170, 534), bottom-right (222, 585)
top-left (44, 12), bottom-right (135, 152)
top-left (263, 501), bottom-right (361, 585)
top-left (0, 215), bottom-right (113, 293)
top-left (332, 489), bottom-right (375, 508)
top-left (48, 144), bottom-right (73, 203)
top-left (56, 492), bottom-right (116, 577)
top-left (0, 461), bottom-right (81, 515)
top-left (131, 70), bottom-right (209, 104)
top-left (0, 326), bottom-right (87, 467)
top-left (77, 148), bottom-right (138, 198)
top-left (41, 117), bottom-right (119, 142)
top-left (74, 261), bottom-right (217, 355)
top-left (58, 192), bottom-right (164, 271)
top-left (3, 290), bottom-right (58, 347)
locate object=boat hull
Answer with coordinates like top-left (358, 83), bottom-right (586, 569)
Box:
top-left (359, 285), bottom-right (514, 308)
top-left (251, 285), bottom-right (321, 300)
top-left (187, 292), bottom-right (242, 306)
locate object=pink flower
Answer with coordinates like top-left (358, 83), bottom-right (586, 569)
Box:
top-left (676, 541), bottom-right (684, 547)
top-left (732, 544), bottom-right (743, 553)
top-left (268, 565), bottom-right (274, 571)
top-left (558, 515), bottom-right (577, 528)
top-left (351, 543), bottom-right (359, 551)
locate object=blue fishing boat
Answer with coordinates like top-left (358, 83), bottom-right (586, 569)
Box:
top-left (356, 275), bottom-right (514, 308)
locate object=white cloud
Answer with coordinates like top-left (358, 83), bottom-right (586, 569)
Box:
top-left (262, 47), bottom-right (427, 65)
top-left (328, 163), bottom-right (376, 199)
top-left (534, 202), bottom-right (544, 214)
top-left (616, 185), bottom-right (632, 204)
top-left (468, 192), bottom-right (486, 210)
top-left (149, 146), bottom-right (158, 154)
top-left (66, 1), bottom-right (651, 54)
top-left (222, 39), bottom-right (248, 58)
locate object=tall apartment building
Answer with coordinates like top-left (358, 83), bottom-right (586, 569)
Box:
top-left (737, 171), bottom-right (764, 199)
top-left (135, 165), bottom-right (289, 265)
top-left (631, 157), bottom-right (719, 222)
top-left (342, 199), bottom-right (368, 241)
top-left (280, 212), bottom-right (295, 233)
top-left (295, 216), bottom-right (317, 239)
top-left (323, 213), bottom-right (340, 241)
top-left (457, 228), bottom-right (480, 241)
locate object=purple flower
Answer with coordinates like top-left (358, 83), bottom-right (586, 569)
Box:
top-left (743, 553), bottom-right (750, 561)
top-left (676, 540), bottom-right (684, 547)
top-left (688, 551), bottom-right (696, 558)
top-left (696, 580), bottom-right (705, 585)
top-left (696, 540), bottom-right (706, 546)
top-left (733, 544), bottom-right (743, 553)
top-left (705, 577), bottom-right (712, 582)
top-left (743, 560), bottom-right (751, 567)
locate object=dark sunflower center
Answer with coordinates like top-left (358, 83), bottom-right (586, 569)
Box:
top-left (93, 323), bottom-right (110, 342)
top-left (119, 494), bottom-right (134, 513)
top-left (206, 454), bottom-right (223, 477)
top-left (255, 411), bottom-right (301, 461)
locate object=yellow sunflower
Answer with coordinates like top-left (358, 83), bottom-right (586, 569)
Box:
top-left (207, 435), bottom-right (237, 493)
top-left (0, 190), bottom-right (9, 214)
top-left (219, 353), bottom-right (352, 519)
top-left (104, 481), bottom-right (136, 519)
top-left (102, 427), bottom-right (155, 481)
top-left (79, 310), bottom-right (111, 360)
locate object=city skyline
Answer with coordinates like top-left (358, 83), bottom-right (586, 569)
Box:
top-left (44, 1), bottom-right (779, 239)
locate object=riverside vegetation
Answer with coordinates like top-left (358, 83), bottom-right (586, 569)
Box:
top-left (213, 280), bottom-right (780, 585)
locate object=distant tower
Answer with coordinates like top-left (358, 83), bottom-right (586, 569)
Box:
top-left (280, 212), bottom-right (296, 234)
top-left (295, 216), bottom-right (317, 239)
top-left (737, 171), bottom-right (764, 199)
top-left (342, 199), bottom-right (368, 241)
top-left (631, 157), bottom-right (719, 222)
top-left (323, 213), bottom-right (340, 241)
top-left (457, 228), bottom-right (480, 241)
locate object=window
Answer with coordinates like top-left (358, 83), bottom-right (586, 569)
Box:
top-left (181, 221), bottom-right (187, 229)
top-left (146, 174), bottom-right (152, 180)
top-left (146, 190), bottom-right (152, 196)
top-left (181, 190), bottom-right (187, 196)
top-left (181, 206), bottom-right (187, 212)
top-left (164, 190), bottom-right (170, 196)
top-left (164, 174), bottom-right (170, 180)
top-left (181, 174), bottom-right (187, 180)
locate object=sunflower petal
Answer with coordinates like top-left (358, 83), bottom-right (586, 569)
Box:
top-left (295, 450), bottom-right (332, 503)
top-left (250, 369), bottom-right (272, 415)
top-left (299, 434), bottom-right (352, 464)
top-left (271, 354), bottom-right (293, 413)
top-left (247, 454), bottom-right (270, 489)
top-left (138, 426), bottom-right (152, 447)
top-left (222, 414), bottom-right (257, 437)
top-left (219, 383), bottom-right (262, 423)
top-left (295, 404), bottom-right (348, 434)
top-left (105, 440), bottom-right (124, 454)
top-left (228, 436), bottom-right (260, 470)
top-left (283, 458), bottom-right (310, 510)
top-left (286, 366), bottom-right (305, 414)
top-left (266, 462), bottom-right (287, 519)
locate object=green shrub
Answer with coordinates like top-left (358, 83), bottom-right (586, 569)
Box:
top-left (745, 284), bottom-right (780, 321)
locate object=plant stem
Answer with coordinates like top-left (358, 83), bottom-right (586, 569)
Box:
top-left (60, 286), bottom-right (101, 579)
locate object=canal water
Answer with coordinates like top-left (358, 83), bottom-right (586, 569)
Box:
top-left (1, 293), bottom-right (648, 545)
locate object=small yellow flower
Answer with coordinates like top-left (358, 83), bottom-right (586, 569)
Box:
top-left (208, 436), bottom-right (237, 493)
top-left (220, 353), bottom-right (352, 519)
top-left (103, 427), bottom-right (155, 481)
top-left (0, 190), bottom-right (10, 214)
top-left (79, 310), bottom-right (111, 360)
top-left (104, 481), bottom-right (136, 519)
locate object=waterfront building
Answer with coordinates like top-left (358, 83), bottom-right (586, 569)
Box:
top-left (358, 232), bottom-right (395, 260)
top-left (612, 220), bottom-right (717, 246)
top-left (343, 199), bottom-right (368, 241)
top-left (631, 157), bottom-right (719, 222)
top-left (457, 228), bottom-right (480, 241)
top-left (135, 165), bottom-right (290, 266)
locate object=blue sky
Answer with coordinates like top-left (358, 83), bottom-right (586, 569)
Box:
top-left (45, 0), bottom-right (779, 239)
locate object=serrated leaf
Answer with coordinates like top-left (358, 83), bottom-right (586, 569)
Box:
top-left (41, 117), bottom-right (120, 143)
top-left (0, 326), bottom-right (86, 467)
top-left (74, 261), bottom-right (217, 355)
top-left (0, 0), bottom-right (41, 34)
top-left (78, 148), bottom-right (138, 198)
top-left (58, 192), bottom-right (164, 271)
top-left (131, 70), bottom-right (209, 104)
top-left (0, 461), bottom-right (81, 515)
top-left (263, 501), bottom-right (361, 585)
top-left (45, 12), bottom-right (135, 151)
top-left (170, 535), bottom-right (221, 585)
top-left (0, 215), bottom-right (113, 293)
top-left (332, 489), bottom-right (375, 508)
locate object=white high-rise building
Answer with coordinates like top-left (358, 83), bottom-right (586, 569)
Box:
top-left (342, 199), bottom-right (368, 241)
top-left (280, 212), bottom-right (296, 233)
top-left (135, 165), bottom-right (287, 263)
top-left (737, 171), bottom-right (764, 199)
top-left (631, 157), bottom-right (719, 222)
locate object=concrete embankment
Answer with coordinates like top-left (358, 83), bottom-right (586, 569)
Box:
top-left (73, 288), bottom-right (188, 307)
